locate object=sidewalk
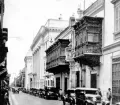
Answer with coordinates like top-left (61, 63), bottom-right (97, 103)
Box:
top-left (9, 91), bottom-right (19, 105)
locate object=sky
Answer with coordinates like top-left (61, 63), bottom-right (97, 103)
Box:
top-left (3, 0), bottom-right (96, 82)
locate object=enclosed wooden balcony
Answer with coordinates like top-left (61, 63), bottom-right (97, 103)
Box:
top-left (46, 39), bottom-right (69, 74)
top-left (73, 16), bottom-right (103, 67)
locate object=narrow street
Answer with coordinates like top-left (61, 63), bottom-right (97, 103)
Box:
top-left (9, 91), bottom-right (63, 105)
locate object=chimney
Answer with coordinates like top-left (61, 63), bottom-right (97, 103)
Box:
top-left (77, 8), bottom-right (83, 19)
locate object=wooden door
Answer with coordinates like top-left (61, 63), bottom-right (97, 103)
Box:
top-left (91, 74), bottom-right (97, 88)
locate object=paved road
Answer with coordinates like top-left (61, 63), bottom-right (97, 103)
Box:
top-left (9, 91), bottom-right (63, 105)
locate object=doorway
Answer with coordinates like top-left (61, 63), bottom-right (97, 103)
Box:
top-left (76, 71), bottom-right (79, 87)
top-left (91, 74), bottom-right (97, 88)
top-left (64, 77), bottom-right (67, 93)
top-left (56, 77), bottom-right (60, 89)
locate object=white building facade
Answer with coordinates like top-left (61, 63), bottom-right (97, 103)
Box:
top-left (69, 0), bottom-right (120, 103)
top-left (24, 50), bottom-right (33, 89)
top-left (31, 19), bottom-right (68, 89)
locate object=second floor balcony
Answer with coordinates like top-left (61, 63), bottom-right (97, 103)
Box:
top-left (73, 16), bottom-right (103, 67)
top-left (46, 39), bottom-right (70, 73)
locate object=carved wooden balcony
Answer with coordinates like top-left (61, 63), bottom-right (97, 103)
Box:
top-left (46, 39), bottom-right (69, 74)
top-left (73, 16), bottom-right (103, 67)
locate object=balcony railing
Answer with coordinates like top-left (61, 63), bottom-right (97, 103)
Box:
top-left (73, 16), bottom-right (103, 67)
top-left (46, 39), bottom-right (69, 73)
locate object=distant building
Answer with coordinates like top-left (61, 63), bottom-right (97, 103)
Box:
top-left (24, 49), bottom-right (32, 89)
top-left (20, 68), bottom-right (25, 88)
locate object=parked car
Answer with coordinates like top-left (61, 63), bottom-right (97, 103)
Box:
top-left (75, 87), bottom-right (102, 105)
top-left (22, 88), bottom-right (27, 93)
top-left (32, 88), bottom-right (38, 96)
top-left (18, 87), bottom-right (24, 92)
top-left (38, 88), bottom-right (45, 98)
top-left (44, 86), bottom-right (59, 100)
top-left (62, 88), bottom-right (76, 105)
top-left (12, 87), bottom-right (19, 94)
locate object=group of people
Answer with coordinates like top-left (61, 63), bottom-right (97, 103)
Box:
top-left (96, 88), bottom-right (112, 105)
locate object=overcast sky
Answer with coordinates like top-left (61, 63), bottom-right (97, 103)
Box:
top-left (3, 0), bottom-right (96, 82)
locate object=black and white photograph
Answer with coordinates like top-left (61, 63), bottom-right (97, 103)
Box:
top-left (0, 0), bottom-right (118, 105)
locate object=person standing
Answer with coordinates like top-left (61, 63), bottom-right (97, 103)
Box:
top-left (106, 88), bottom-right (112, 105)
top-left (97, 88), bottom-right (102, 97)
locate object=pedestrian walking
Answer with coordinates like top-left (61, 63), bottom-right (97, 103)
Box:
top-left (106, 88), bottom-right (112, 105)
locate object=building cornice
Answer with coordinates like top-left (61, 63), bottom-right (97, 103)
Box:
top-left (47, 27), bottom-right (65, 33)
top-left (111, 0), bottom-right (120, 4)
top-left (55, 26), bottom-right (73, 40)
top-left (55, 26), bottom-right (69, 40)
top-left (31, 27), bottom-right (64, 50)
top-left (83, 0), bottom-right (104, 16)
top-left (103, 41), bottom-right (120, 52)
top-left (31, 26), bottom-right (48, 50)
top-left (24, 56), bottom-right (32, 62)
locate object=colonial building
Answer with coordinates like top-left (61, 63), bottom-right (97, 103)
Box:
top-left (31, 19), bottom-right (68, 89)
top-left (69, 0), bottom-right (120, 104)
top-left (72, 16), bottom-right (103, 88)
top-left (46, 16), bottom-right (75, 92)
top-left (24, 50), bottom-right (32, 89)
top-left (46, 39), bottom-right (70, 91)
top-left (65, 0), bottom-right (103, 94)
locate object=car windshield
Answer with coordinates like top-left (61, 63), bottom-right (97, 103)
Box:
top-left (70, 93), bottom-right (75, 97)
top-left (68, 90), bottom-right (75, 93)
top-left (48, 88), bottom-right (58, 92)
top-left (76, 89), bottom-right (97, 95)
top-left (85, 90), bottom-right (97, 94)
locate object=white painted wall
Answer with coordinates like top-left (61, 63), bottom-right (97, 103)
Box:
top-left (99, 53), bottom-right (112, 97)
top-left (24, 56), bottom-right (32, 89)
top-left (86, 66), bottom-right (91, 88)
top-left (104, 0), bottom-right (114, 47)
top-left (31, 19), bottom-right (69, 89)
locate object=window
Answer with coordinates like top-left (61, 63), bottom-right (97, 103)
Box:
top-left (48, 80), bottom-right (49, 86)
top-left (88, 33), bottom-right (99, 42)
top-left (115, 4), bottom-right (120, 32)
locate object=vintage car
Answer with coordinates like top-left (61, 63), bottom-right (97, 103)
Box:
top-left (62, 88), bottom-right (76, 105)
top-left (38, 88), bottom-right (45, 98)
top-left (44, 86), bottom-right (59, 100)
top-left (12, 87), bottom-right (19, 94)
top-left (75, 87), bottom-right (102, 105)
top-left (32, 88), bottom-right (38, 96)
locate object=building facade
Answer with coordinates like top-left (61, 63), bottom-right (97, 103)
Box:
top-left (31, 19), bottom-right (68, 89)
top-left (69, 0), bottom-right (120, 103)
top-left (24, 50), bottom-right (32, 89)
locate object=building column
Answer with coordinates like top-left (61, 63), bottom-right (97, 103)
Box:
top-left (69, 62), bottom-right (73, 89)
top-left (85, 66), bottom-right (91, 88)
